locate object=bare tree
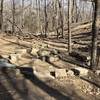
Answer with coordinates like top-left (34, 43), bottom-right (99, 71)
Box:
top-left (22, 0), bottom-right (24, 28)
top-left (58, 0), bottom-right (64, 38)
top-left (12, 0), bottom-right (16, 34)
top-left (68, 0), bottom-right (72, 53)
top-left (0, 0), bottom-right (4, 31)
top-left (91, 0), bottom-right (100, 70)
top-left (44, 0), bottom-right (48, 37)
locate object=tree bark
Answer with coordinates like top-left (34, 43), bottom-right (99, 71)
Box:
top-left (68, 0), bottom-right (72, 53)
top-left (0, 0), bottom-right (4, 31)
top-left (44, 0), bottom-right (48, 37)
top-left (91, 0), bottom-right (100, 70)
top-left (12, 0), bottom-right (16, 34)
top-left (22, 0), bottom-right (24, 28)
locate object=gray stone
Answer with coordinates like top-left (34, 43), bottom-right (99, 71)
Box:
top-left (55, 68), bottom-right (67, 78)
top-left (15, 49), bottom-right (27, 54)
top-left (48, 55), bottom-right (59, 62)
top-left (31, 48), bottom-right (39, 56)
top-left (41, 44), bottom-right (48, 49)
top-left (51, 49), bottom-right (59, 55)
top-left (9, 54), bottom-right (19, 64)
top-left (73, 67), bottom-right (89, 76)
top-left (38, 50), bottom-right (50, 57)
top-left (1, 55), bottom-right (9, 59)
top-left (67, 70), bottom-right (74, 76)
top-left (95, 70), bottom-right (100, 76)
top-left (15, 69), bottom-right (21, 75)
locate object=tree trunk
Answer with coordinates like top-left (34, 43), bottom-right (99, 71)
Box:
top-left (68, 0), bottom-right (72, 53)
top-left (12, 0), bottom-right (15, 34)
top-left (0, 0), bottom-right (4, 31)
top-left (44, 0), bottom-right (48, 37)
top-left (91, 0), bottom-right (100, 70)
top-left (22, 0), bottom-right (24, 28)
top-left (58, 0), bottom-right (64, 38)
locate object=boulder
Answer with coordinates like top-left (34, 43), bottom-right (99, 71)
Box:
top-left (41, 44), bottom-right (48, 49)
top-left (15, 49), bottom-right (27, 54)
top-left (51, 49), bottom-right (59, 55)
top-left (9, 54), bottom-right (19, 64)
top-left (1, 55), bottom-right (9, 59)
top-left (72, 67), bottom-right (89, 76)
top-left (67, 70), bottom-right (74, 76)
top-left (15, 69), bottom-right (21, 75)
top-left (55, 68), bottom-right (67, 78)
top-left (95, 70), bottom-right (100, 76)
top-left (47, 55), bottom-right (59, 62)
top-left (33, 59), bottom-right (54, 79)
top-left (49, 65), bottom-right (55, 72)
top-left (37, 50), bottom-right (50, 57)
top-left (31, 48), bottom-right (39, 56)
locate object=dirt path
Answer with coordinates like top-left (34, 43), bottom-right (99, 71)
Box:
top-left (0, 35), bottom-right (100, 100)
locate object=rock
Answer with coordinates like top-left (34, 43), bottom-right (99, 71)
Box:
top-left (37, 50), bottom-right (50, 57)
top-left (27, 48), bottom-right (32, 54)
top-left (9, 54), bottom-right (19, 64)
top-left (72, 67), bottom-right (89, 76)
top-left (0, 61), bottom-right (16, 68)
top-left (1, 55), bottom-right (9, 59)
top-left (55, 68), bottom-right (67, 78)
top-left (31, 48), bottom-right (39, 56)
top-left (15, 49), bottom-right (27, 54)
top-left (32, 60), bottom-right (54, 79)
top-left (0, 58), bottom-right (9, 63)
top-left (47, 55), bottom-right (59, 62)
top-left (95, 70), bottom-right (100, 76)
top-left (41, 44), bottom-right (48, 49)
top-left (33, 59), bottom-right (54, 73)
top-left (51, 49), bottom-right (59, 55)
top-left (15, 69), bottom-right (21, 75)
top-left (67, 70), bottom-right (74, 76)
top-left (34, 70), bottom-right (55, 79)
top-left (49, 65), bottom-right (55, 72)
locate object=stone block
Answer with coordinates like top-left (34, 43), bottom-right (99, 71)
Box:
top-left (48, 55), bottom-right (59, 62)
top-left (55, 68), bottom-right (67, 78)
top-left (67, 70), bottom-right (74, 76)
top-left (1, 55), bottom-right (9, 59)
top-left (31, 48), bottom-right (39, 56)
top-left (41, 44), bottom-right (48, 49)
top-left (72, 67), bottom-right (89, 76)
top-left (95, 70), bottom-right (100, 76)
top-left (37, 50), bottom-right (50, 57)
top-left (9, 54), bottom-right (18, 64)
top-left (15, 49), bottom-right (27, 54)
top-left (51, 49), bottom-right (59, 55)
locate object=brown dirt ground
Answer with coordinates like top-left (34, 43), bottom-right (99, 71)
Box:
top-left (0, 32), bottom-right (100, 100)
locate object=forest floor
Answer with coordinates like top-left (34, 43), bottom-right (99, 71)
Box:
top-left (0, 29), bottom-right (100, 100)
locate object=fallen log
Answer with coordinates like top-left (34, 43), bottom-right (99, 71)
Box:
top-left (69, 51), bottom-right (91, 66)
top-left (64, 19), bottom-right (100, 32)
